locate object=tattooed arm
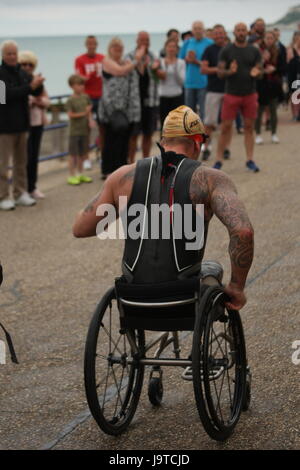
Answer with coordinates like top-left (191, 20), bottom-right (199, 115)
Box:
top-left (207, 168), bottom-right (254, 310)
top-left (73, 164), bottom-right (135, 237)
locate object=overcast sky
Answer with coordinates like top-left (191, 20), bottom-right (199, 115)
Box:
top-left (0, 0), bottom-right (299, 36)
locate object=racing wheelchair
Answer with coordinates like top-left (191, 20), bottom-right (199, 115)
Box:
top-left (84, 262), bottom-right (251, 442)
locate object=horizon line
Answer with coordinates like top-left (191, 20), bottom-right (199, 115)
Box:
top-left (0, 26), bottom-right (293, 41)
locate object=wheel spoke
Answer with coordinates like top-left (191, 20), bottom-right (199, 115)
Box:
top-left (111, 364), bottom-right (125, 418)
top-left (101, 363), bottom-right (111, 410)
top-left (224, 323), bottom-right (233, 411)
top-left (96, 363), bottom-right (123, 389)
top-left (209, 325), bottom-right (225, 424)
top-left (102, 326), bottom-right (124, 356)
top-left (211, 324), bottom-right (226, 358)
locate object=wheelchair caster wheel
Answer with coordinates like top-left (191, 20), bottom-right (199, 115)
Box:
top-left (148, 377), bottom-right (163, 406)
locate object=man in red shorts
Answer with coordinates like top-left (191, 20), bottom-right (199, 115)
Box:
top-left (75, 35), bottom-right (104, 169)
top-left (213, 23), bottom-right (262, 172)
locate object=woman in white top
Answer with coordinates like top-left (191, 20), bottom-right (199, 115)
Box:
top-left (19, 51), bottom-right (50, 199)
top-left (156, 38), bottom-right (186, 129)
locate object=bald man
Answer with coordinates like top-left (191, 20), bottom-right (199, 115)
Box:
top-left (179, 21), bottom-right (213, 120)
top-left (213, 23), bottom-right (262, 172)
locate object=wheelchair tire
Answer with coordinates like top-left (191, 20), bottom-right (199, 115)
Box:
top-left (192, 286), bottom-right (247, 441)
top-left (242, 378), bottom-right (251, 412)
top-left (148, 377), bottom-right (163, 406)
top-left (84, 287), bottom-right (145, 435)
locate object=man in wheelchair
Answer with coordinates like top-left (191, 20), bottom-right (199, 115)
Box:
top-left (74, 105), bottom-right (254, 440)
top-left (73, 105), bottom-right (254, 311)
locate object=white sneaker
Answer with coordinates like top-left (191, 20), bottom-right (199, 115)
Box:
top-left (83, 159), bottom-right (92, 170)
top-left (15, 192), bottom-right (36, 206)
top-left (31, 189), bottom-right (45, 199)
top-left (255, 135), bottom-right (264, 145)
top-left (271, 134), bottom-right (280, 144)
top-left (0, 198), bottom-right (15, 210)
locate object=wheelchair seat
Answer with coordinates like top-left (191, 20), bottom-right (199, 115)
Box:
top-left (115, 261), bottom-right (224, 332)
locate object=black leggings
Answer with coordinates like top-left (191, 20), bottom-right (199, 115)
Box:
top-left (255, 98), bottom-right (278, 135)
top-left (101, 123), bottom-right (132, 176)
top-left (27, 125), bottom-right (44, 193)
top-left (159, 94), bottom-right (184, 130)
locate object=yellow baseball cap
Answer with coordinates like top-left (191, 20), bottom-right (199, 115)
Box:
top-left (162, 105), bottom-right (206, 139)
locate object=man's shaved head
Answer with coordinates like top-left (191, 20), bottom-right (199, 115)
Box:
top-left (192, 21), bottom-right (205, 40)
top-left (234, 23), bottom-right (248, 44)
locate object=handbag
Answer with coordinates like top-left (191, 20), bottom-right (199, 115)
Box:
top-left (108, 109), bottom-right (129, 133)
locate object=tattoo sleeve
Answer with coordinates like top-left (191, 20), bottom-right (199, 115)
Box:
top-left (209, 171), bottom-right (254, 288)
top-left (120, 167), bottom-right (135, 184)
top-left (83, 190), bottom-right (102, 213)
top-left (189, 167), bottom-right (213, 223)
top-left (190, 167), bottom-right (209, 203)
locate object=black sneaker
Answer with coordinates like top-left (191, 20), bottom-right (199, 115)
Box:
top-left (202, 148), bottom-right (211, 161)
top-left (246, 160), bottom-right (260, 172)
top-left (213, 161), bottom-right (223, 170)
top-left (223, 149), bottom-right (231, 160)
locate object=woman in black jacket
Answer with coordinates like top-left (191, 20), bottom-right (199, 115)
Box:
top-left (255, 31), bottom-right (286, 144)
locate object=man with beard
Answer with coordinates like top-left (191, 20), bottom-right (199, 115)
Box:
top-left (213, 23), bottom-right (262, 172)
top-left (201, 24), bottom-right (229, 161)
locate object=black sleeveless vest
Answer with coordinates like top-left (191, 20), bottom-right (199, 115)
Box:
top-left (121, 147), bottom-right (207, 283)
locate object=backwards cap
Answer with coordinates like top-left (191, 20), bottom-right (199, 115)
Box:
top-left (162, 105), bottom-right (206, 138)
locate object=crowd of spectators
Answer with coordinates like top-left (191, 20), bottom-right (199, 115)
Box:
top-left (0, 19), bottom-right (300, 208)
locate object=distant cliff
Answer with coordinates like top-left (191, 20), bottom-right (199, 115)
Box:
top-left (269, 4), bottom-right (300, 29)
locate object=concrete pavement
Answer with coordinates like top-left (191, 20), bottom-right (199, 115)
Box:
top-left (0, 108), bottom-right (299, 450)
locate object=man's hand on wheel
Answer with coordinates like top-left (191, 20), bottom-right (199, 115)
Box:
top-left (224, 283), bottom-right (247, 311)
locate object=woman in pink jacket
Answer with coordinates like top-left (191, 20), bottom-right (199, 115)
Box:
top-left (19, 51), bottom-right (50, 199)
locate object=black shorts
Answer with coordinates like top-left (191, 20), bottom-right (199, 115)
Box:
top-left (131, 106), bottom-right (158, 137)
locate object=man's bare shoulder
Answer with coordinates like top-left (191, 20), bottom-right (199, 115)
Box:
top-left (105, 163), bottom-right (137, 202)
top-left (190, 165), bottom-right (237, 203)
top-left (106, 163), bottom-right (136, 185)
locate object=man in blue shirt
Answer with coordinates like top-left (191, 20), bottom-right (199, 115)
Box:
top-left (179, 21), bottom-right (213, 120)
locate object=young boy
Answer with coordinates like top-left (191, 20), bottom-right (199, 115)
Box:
top-left (66, 75), bottom-right (95, 185)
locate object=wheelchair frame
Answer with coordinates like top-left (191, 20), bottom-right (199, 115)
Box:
top-left (84, 281), bottom-right (251, 442)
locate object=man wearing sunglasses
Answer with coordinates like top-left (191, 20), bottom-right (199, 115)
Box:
top-left (73, 106), bottom-right (254, 311)
top-left (0, 40), bottom-right (44, 210)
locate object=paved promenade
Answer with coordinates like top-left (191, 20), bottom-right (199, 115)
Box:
top-left (0, 108), bottom-right (299, 450)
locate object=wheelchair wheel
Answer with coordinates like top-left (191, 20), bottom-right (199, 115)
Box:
top-left (242, 367), bottom-right (252, 411)
top-left (192, 286), bottom-right (247, 441)
top-left (148, 368), bottom-right (163, 406)
top-left (84, 287), bottom-right (145, 435)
